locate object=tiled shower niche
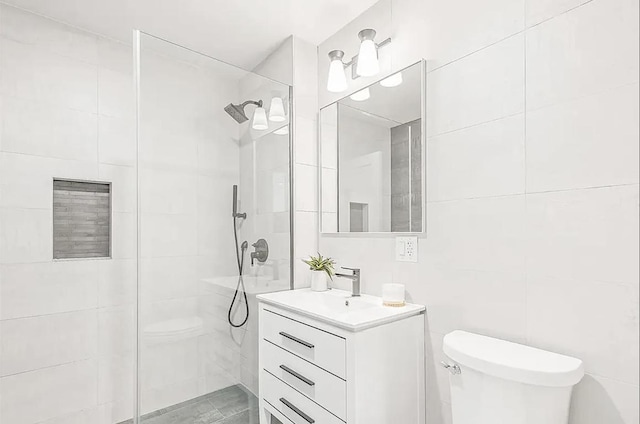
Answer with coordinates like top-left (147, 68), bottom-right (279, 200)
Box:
top-left (53, 179), bottom-right (111, 259)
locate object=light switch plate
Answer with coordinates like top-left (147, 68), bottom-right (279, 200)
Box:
top-left (395, 236), bottom-right (418, 262)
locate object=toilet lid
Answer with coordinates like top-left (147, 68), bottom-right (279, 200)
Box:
top-left (443, 330), bottom-right (584, 387)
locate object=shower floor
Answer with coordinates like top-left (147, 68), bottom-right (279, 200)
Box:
top-left (121, 385), bottom-right (260, 424)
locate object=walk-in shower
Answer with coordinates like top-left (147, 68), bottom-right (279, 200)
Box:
top-left (135, 31), bottom-right (292, 424)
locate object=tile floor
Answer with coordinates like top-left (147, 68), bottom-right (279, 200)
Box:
top-left (120, 385), bottom-right (260, 424)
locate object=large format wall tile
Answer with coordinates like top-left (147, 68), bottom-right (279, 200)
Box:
top-left (0, 208), bottom-right (52, 264)
top-left (1, 95), bottom-right (98, 161)
top-left (422, 266), bottom-right (527, 340)
top-left (526, 185), bottom-right (639, 285)
top-left (98, 67), bottom-right (134, 119)
top-left (98, 115), bottom-right (135, 167)
top-left (526, 83), bottom-right (639, 192)
top-left (526, 0), bottom-right (639, 110)
top-left (425, 195), bottom-right (527, 274)
top-left (525, 0), bottom-right (591, 27)
top-left (1, 310), bottom-right (97, 376)
top-left (0, 152), bottom-right (98, 210)
top-left (527, 276), bottom-right (639, 385)
top-left (295, 164), bottom-right (319, 212)
top-left (98, 164), bottom-right (136, 213)
top-left (1, 261), bottom-right (98, 319)
top-left (427, 34), bottom-right (525, 136)
top-left (427, 114), bottom-right (525, 201)
top-left (569, 374), bottom-right (640, 424)
top-left (0, 360), bottom-right (98, 424)
top-left (423, 0), bottom-right (524, 70)
top-left (0, 38), bottom-right (98, 113)
top-left (98, 259), bottom-right (136, 308)
top-left (0, 4), bottom-right (98, 63)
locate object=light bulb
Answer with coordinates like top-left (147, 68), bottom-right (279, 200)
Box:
top-left (252, 107), bottom-right (268, 130)
top-left (380, 72), bottom-right (403, 87)
top-left (349, 87), bottom-right (370, 102)
top-left (356, 29), bottom-right (379, 77)
top-left (268, 97), bottom-right (286, 122)
top-left (274, 125), bottom-right (289, 135)
top-left (327, 50), bottom-right (348, 93)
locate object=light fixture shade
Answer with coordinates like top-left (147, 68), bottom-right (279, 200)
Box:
top-left (356, 29), bottom-right (379, 77)
top-left (268, 97), bottom-right (286, 122)
top-left (327, 50), bottom-right (348, 93)
top-left (349, 87), bottom-right (370, 102)
top-left (252, 107), bottom-right (268, 130)
top-left (274, 125), bottom-right (289, 135)
top-left (380, 72), bottom-right (403, 87)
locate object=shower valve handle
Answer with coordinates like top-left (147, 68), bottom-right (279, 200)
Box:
top-left (250, 239), bottom-right (269, 266)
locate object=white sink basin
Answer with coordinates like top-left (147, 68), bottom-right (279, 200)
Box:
top-left (257, 288), bottom-right (425, 332)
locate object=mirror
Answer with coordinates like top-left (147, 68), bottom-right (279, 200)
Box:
top-left (320, 61), bottom-right (425, 233)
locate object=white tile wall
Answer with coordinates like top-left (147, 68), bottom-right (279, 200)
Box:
top-left (423, 0), bottom-right (525, 70)
top-left (427, 33), bottom-right (525, 136)
top-left (292, 37), bottom-right (320, 287)
top-left (1, 310), bottom-right (98, 376)
top-left (0, 360), bottom-right (98, 424)
top-left (1, 261), bottom-right (99, 319)
top-left (427, 114), bottom-right (525, 201)
top-left (525, 0), bottom-right (639, 111)
top-left (0, 5), bottom-right (136, 423)
top-left (315, 0), bottom-right (640, 422)
top-left (526, 83), bottom-right (639, 192)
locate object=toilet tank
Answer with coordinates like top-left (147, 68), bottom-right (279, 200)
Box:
top-left (443, 331), bottom-right (584, 424)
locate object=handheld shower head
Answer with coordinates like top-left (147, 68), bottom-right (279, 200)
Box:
top-left (224, 99), bottom-right (263, 124)
top-left (232, 185), bottom-right (247, 219)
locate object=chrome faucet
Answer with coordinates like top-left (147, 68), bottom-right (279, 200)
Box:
top-left (335, 267), bottom-right (361, 297)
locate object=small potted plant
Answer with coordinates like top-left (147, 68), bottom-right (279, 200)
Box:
top-left (302, 253), bottom-right (336, 292)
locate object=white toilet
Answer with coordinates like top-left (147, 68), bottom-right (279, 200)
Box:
top-left (443, 330), bottom-right (584, 424)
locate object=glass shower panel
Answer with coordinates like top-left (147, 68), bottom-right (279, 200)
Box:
top-left (135, 32), bottom-right (291, 423)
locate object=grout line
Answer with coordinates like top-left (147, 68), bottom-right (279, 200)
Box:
top-left (0, 357), bottom-right (94, 378)
top-left (426, 182), bottom-right (639, 204)
top-left (526, 0), bottom-right (595, 30)
top-left (525, 79), bottom-right (640, 114)
top-left (428, 30), bottom-right (527, 73)
top-left (428, 111), bottom-right (524, 139)
top-left (428, 0), bottom-right (599, 75)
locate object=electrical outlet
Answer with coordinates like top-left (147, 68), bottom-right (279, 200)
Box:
top-left (395, 236), bottom-right (418, 262)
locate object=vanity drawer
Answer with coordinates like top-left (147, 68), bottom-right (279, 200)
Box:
top-left (262, 309), bottom-right (346, 378)
top-left (262, 370), bottom-right (345, 424)
top-left (262, 340), bottom-right (347, 421)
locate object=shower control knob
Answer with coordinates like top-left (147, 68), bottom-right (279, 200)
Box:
top-left (441, 361), bottom-right (462, 375)
top-left (250, 239), bottom-right (269, 266)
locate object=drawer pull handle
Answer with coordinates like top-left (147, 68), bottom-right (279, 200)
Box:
top-left (279, 332), bottom-right (315, 349)
top-left (280, 364), bottom-right (315, 386)
top-left (280, 397), bottom-right (315, 423)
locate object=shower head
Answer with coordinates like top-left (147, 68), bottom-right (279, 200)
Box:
top-left (224, 99), bottom-right (263, 123)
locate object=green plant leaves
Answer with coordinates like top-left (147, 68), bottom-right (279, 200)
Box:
top-left (301, 252), bottom-right (336, 279)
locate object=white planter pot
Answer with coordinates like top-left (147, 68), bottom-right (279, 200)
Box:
top-left (310, 271), bottom-right (329, 292)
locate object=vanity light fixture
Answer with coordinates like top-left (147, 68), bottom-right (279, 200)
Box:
top-left (355, 29), bottom-right (380, 77)
top-left (380, 71), bottom-right (403, 87)
top-left (349, 87), bottom-right (370, 102)
top-left (327, 50), bottom-right (348, 93)
top-left (326, 29), bottom-right (391, 93)
top-left (252, 106), bottom-right (269, 130)
top-left (268, 97), bottom-right (286, 122)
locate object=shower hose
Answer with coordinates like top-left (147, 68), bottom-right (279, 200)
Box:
top-left (228, 215), bottom-right (250, 328)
